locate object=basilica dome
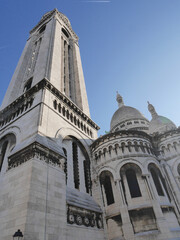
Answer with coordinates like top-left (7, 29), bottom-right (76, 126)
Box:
top-left (148, 102), bottom-right (176, 134)
top-left (110, 93), bottom-right (149, 132)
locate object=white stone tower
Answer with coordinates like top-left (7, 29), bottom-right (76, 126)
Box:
top-left (0, 9), bottom-right (105, 240)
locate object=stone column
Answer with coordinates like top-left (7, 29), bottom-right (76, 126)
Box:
top-left (115, 178), bottom-right (135, 240)
top-left (161, 162), bottom-right (180, 217)
top-left (146, 173), bottom-right (173, 238)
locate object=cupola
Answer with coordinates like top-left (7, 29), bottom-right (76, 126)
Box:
top-left (110, 92), bottom-right (149, 132)
top-left (148, 102), bottom-right (176, 134)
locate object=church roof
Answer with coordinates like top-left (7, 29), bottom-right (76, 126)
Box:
top-left (110, 105), bottom-right (147, 130)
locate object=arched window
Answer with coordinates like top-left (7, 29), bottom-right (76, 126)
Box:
top-left (62, 28), bottom-right (69, 38)
top-left (63, 136), bottom-right (91, 193)
top-left (126, 169), bottom-right (142, 198)
top-left (62, 107), bottom-right (66, 116)
top-left (150, 168), bottom-right (164, 196)
top-left (66, 110), bottom-right (69, 119)
top-left (53, 100), bottom-right (57, 110)
top-left (39, 25), bottom-right (46, 34)
top-left (100, 172), bottom-right (115, 206)
top-left (0, 141), bottom-right (8, 172)
top-left (58, 103), bottom-right (61, 113)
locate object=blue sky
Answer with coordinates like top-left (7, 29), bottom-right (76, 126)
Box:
top-left (0, 0), bottom-right (180, 135)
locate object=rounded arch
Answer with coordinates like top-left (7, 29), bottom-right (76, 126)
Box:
top-left (116, 158), bottom-right (146, 176)
top-left (0, 126), bottom-right (21, 143)
top-left (99, 170), bottom-right (115, 206)
top-left (120, 162), bottom-right (142, 199)
top-left (144, 158), bottom-right (160, 172)
top-left (55, 127), bottom-right (92, 154)
top-left (148, 163), bottom-right (167, 197)
top-left (0, 133), bottom-right (16, 173)
top-left (98, 166), bottom-right (116, 180)
top-left (58, 129), bottom-right (92, 194)
top-left (171, 158), bottom-right (180, 177)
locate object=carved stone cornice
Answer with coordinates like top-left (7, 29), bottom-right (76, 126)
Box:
top-left (152, 128), bottom-right (180, 142)
top-left (8, 142), bottom-right (65, 170)
top-left (91, 130), bottom-right (152, 150)
top-left (0, 78), bottom-right (99, 131)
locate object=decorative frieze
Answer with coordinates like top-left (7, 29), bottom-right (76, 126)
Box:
top-left (0, 78), bottom-right (99, 131)
top-left (67, 205), bottom-right (103, 229)
top-left (0, 95), bottom-right (34, 128)
top-left (8, 142), bottom-right (65, 170)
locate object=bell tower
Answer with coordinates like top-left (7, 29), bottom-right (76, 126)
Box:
top-left (0, 9), bottom-right (103, 240)
top-left (1, 9), bottom-right (90, 116)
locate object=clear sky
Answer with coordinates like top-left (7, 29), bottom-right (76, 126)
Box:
top-left (0, 0), bottom-right (180, 136)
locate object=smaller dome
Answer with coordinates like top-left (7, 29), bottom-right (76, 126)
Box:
top-left (147, 102), bottom-right (176, 134)
top-left (149, 115), bottom-right (176, 134)
top-left (110, 93), bottom-right (149, 132)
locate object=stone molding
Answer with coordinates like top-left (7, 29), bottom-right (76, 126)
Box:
top-left (67, 204), bottom-right (103, 229)
top-left (0, 95), bottom-right (34, 128)
top-left (91, 130), bottom-right (152, 150)
top-left (8, 142), bottom-right (65, 170)
top-left (0, 78), bottom-right (99, 131)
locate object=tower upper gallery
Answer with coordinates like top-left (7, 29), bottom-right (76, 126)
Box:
top-left (1, 9), bottom-right (90, 116)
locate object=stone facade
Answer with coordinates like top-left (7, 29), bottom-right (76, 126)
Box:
top-left (0, 9), bottom-right (180, 240)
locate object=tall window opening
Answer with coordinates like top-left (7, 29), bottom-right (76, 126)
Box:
top-left (0, 141), bottom-right (8, 172)
top-left (68, 45), bottom-right (72, 99)
top-left (150, 168), bottom-right (164, 196)
top-left (62, 28), bottom-right (69, 38)
top-left (63, 148), bottom-right (67, 183)
top-left (72, 141), bottom-right (80, 189)
top-left (39, 25), bottom-right (46, 34)
top-left (83, 160), bottom-right (91, 194)
top-left (63, 136), bottom-right (91, 193)
top-left (100, 172), bottom-right (115, 206)
top-left (64, 41), bottom-right (67, 93)
top-left (126, 169), bottom-right (142, 198)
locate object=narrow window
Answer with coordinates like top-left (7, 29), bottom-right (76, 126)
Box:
top-left (63, 148), bottom-right (67, 183)
top-left (72, 142), bottom-right (79, 189)
top-left (83, 160), bottom-right (91, 194)
top-left (0, 141), bottom-right (8, 172)
top-left (58, 103), bottom-right (61, 113)
top-left (62, 107), bottom-right (66, 116)
top-left (150, 169), bottom-right (164, 196)
top-left (39, 25), bottom-right (46, 34)
top-left (64, 41), bottom-right (67, 93)
top-left (126, 169), bottom-right (142, 198)
top-left (103, 175), bottom-right (115, 205)
top-left (68, 45), bottom-right (72, 99)
top-left (62, 28), bottom-right (69, 38)
top-left (53, 100), bottom-right (57, 110)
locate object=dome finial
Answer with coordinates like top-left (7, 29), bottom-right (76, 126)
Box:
top-left (116, 91), bottom-right (124, 108)
top-left (147, 101), bottom-right (158, 118)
